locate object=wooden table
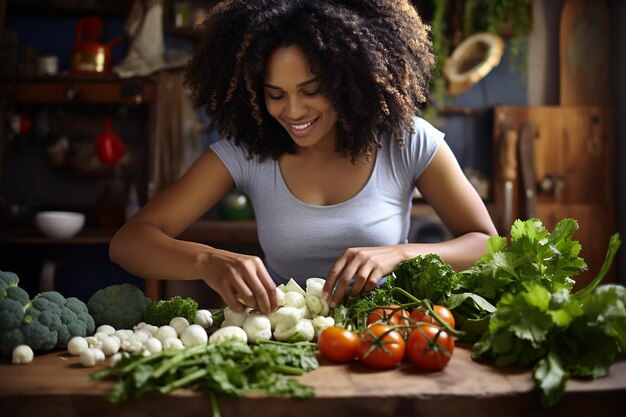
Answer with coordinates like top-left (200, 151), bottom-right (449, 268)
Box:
top-left (1, 345), bottom-right (624, 417)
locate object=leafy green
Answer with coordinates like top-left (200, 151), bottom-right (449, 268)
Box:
top-left (473, 230), bottom-right (623, 407)
top-left (459, 218), bottom-right (586, 304)
top-left (92, 340), bottom-right (318, 414)
top-left (393, 254), bottom-right (459, 306)
top-left (144, 295), bottom-right (199, 327)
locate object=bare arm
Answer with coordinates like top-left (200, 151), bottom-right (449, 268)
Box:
top-left (323, 142), bottom-right (497, 306)
top-left (109, 149), bottom-right (277, 313)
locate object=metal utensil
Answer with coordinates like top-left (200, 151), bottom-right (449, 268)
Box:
top-left (500, 128), bottom-right (518, 233)
top-left (518, 120), bottom-right (537, 219)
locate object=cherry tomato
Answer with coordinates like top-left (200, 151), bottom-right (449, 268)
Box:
top-left (357, 324), bottom-right (406, 369)
top-left (367, 305), bottom-right (410, 329)
top-left (318, 326), bottom-right (360, 363)
top-left (410, 305), bottom-right (456, 329)
top-left (406, 324), bottom-right (455, 371)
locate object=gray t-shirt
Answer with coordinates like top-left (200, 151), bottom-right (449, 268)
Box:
top-left (210, 116), bottom-right (444, 286)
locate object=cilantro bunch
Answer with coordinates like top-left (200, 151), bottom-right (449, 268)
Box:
top-left (471, 223), bottom-right (623, 407)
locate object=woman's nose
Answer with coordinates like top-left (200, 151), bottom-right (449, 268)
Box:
top-left (284, 97), bottom-right (307, 119)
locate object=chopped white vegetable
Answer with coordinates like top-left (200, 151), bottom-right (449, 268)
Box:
top-left (85, 336), bottom-right (103, 349)
top-left (155, 325), bottom-right (178, 342)
top-left (305, 278), bottom-right (325, 297)
top-left (208, 326), bottom-right (248, 345)
top-left (169, 317), bottom-right (190, 336)
top-left (284, 291), bottom-right (306, 308)
top-left (12, 345), bottom-right (34, 364)
top-left (284, 278), bottom-right (306, 296)
top-left (273, 318), bottom-right (315, 342)
top-left (96, 324), bottom-right (116, 336)
top-left (162, 337), bottom-right (185, 350)
top-left (312, 315), bottom-right (335, 339)
top-left (272, 306), bottom-right (304, 327)
top-left (275, 286), bottom-right (286, 306)
top-left (242, 314), bottom-right (272, 343)
top-left (80, 348), bottom-right (105, 367)
top-left (180, 324), bottom-right (208, 347)
top-left (221, 306), bottom-right (250, 328)
top-left (306, 294), bottom-right (330, 316)
top-left (67, 336), bottom-right (89, 356)
top-left (143, 337), bottom-right (163, 354)
top-left (194, 309), bottom-right (214, 329)
top-left (100, 336), bottom-right (121, 356)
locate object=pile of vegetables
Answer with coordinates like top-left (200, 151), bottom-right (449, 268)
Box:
top-left (0, 271), bottom-right (95, 357)
top-left (212, 277), bottom-right (336, 343)
top-left (327, 218), bottom-right (624, 407)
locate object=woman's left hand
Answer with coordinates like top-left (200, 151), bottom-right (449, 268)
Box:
top-left (322, 245), bottom-right (406, 308)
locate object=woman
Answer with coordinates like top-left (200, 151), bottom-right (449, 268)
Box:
top-left (109, 0), bottom-right (497, 315)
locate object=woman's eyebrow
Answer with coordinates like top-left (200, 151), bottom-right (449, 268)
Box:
top-left (263, 77), bottom-right (319, 89)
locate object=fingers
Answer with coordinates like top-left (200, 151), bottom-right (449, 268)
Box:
top-left (230, 257), bottom-right (277, 314)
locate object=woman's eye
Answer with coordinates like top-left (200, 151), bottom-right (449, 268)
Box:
top-left (302, 88), bottom-right (320, 96)
top-left (266, 92), bottom-right (284, 100)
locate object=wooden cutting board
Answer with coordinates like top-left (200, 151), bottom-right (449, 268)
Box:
top-left (559, 0), bottom-right (611, 106)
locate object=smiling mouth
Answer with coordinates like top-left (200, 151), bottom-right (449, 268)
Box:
top-left (286, 118), bottom-right (318, 137)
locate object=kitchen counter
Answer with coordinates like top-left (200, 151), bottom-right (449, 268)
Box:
top-left (1, 344), bottom-right (624, 417)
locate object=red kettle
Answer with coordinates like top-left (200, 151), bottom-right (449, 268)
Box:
top-left (70, 16), bottom-right (122, 75)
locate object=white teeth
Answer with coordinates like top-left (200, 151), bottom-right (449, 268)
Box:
top-left (291, 121), bottom-right (313, 130)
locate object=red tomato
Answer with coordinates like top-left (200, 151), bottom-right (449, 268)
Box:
top-left (367, 305), bottom-right (410, 327)
top-left (410, 305), bottom-right (456, 329)
top-left (357, 324), bottom-right (406, 369)
top-left (317, 326), bottom-right (360, 363)
top-left (406, 325), bottom-right (455, 371)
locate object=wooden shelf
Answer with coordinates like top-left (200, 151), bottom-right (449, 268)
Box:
top-left (0, 76), bottom-right (156, 105)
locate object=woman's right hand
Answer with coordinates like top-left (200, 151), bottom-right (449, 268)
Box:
top-left (198, 248), bottom-right (278, 314)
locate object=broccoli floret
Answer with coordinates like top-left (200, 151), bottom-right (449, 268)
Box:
top-left (57, 297), bottom-right (95, 348)
top-left (0, 270), bottom-right (20, 301)
top-left (0, 286), bottom-right (96, 356)
top-left (87, 283), bottom-right (152, 330)
top-left (144, 295), bottom-right (199, 327)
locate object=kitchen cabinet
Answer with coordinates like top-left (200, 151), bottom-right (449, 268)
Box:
top-left (492, 105), bottom-right (616, 290)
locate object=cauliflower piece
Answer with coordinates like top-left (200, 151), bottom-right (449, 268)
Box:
top-left (284, 291), bottom-right (306, 308)
top-left (312, 316), bottom-right (335, 339)
top-left (305, 278), bottom-right (325, 297)
top-left (155, 325), bottom-right (178, 342)
top-left (180, 324), bottom-right (208, 347)
top-left (95, 324), bottom-right (116, 336)
top-left (67, 336), bottom-right (89, 356)
top-left (80, 348), bottom-right (105, 367)
top-left (273, 306), bottom-right (304, 327)
top-left (306, 294), bottom-right (329, 316)
top-left (242, 314), bottom-right (272, 343)
top-left (273, 318), bottom-right (315, 342)
top-left (143, 337), bottom-right (163, 354)
top-left (275, 287), bottom-right (286, 306)
top-left (221, 306), bottom-right (250, 327)
top-left (85, 336), bottom-right (103, 349)
top-left (101, 336), bottom-right (121, 356)
top-left (87, 283), bottom-right (151, 330)
top-left (12, 345), bottom-right (34, 364)
top-left (169, 317), bottom-right (190, 336)
top-left (162, 337), bottom-right (185, 350)
top-left (208, 326), bottom-right (248, 345)
top-left (194, 309), bottom-right (213, 329)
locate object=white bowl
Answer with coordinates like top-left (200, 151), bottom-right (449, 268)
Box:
top-left (35, 211), bottom-right (85, 239)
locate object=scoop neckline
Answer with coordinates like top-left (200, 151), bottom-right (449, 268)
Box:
top-left (276, 147), bottom-right (380, 209)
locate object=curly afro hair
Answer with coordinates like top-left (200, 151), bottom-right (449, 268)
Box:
top-left (184, 0), bottom-right (435, 163)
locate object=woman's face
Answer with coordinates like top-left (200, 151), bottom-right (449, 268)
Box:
top-left (263, 45), bottom-right (338, 150)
